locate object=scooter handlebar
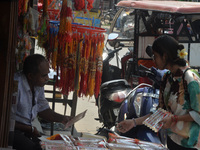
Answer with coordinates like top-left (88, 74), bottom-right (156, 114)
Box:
top-left (104, 47), bottom-right (123, 64)
top-left (108, 47), bottom-right (123, 57)
top-left (138, 65), bottom-right (153, 77)
top-left (138, 65), bottom-right (161, 81)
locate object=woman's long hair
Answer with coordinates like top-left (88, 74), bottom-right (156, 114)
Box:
top-left (152, 35), bottom-right (186, 67)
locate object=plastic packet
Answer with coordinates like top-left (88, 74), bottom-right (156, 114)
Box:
top-left (143, 108), bottom-right (171, 132)
top-left (76, 146), bottom-right (108, 150)
top-left (107, 143), bottom-right (141, 150)
top-left (74, 137), bottom-right (107, 148)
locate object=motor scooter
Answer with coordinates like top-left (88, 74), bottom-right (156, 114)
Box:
top-left (96, 32), bottom-right (133, 100)
top-left (96, 34), bottom-right (134, 134)
top-left (95, 33), bottom-right (123, 106)
top-left (101, 33), bottom-right (123, 84)
top-left (117, 64), bottom-right (168, 144)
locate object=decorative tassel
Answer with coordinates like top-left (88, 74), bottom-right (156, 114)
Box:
top-left (24, 0), bottom-right (29, 14)
top-left (74, 0), bottom-right (85, 11)
top-left (87, 35), bottom-right (97, 97)
top-left (37, 0), bottom-right (49, 50)
top-left (82, 34), bottom-right (91, 96)
top-left (74, 0), bottom-right (94, 11)
top-left (41, 0), bottom-right (106, 98)
top-left (57, 0), bottom-right (73, 95)
top-left (94, 34), bottom-right (104, 98)
top-left (18, 0), bottom-right (23, 16)
top-left (87, 0), bottom-right (94, 11)
top-left (78, 35), bottom-right (86, 97)
top-left (58, 0), bottom-right (72, 49)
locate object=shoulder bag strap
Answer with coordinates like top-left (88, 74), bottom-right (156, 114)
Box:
top-left (182, 68), bottom-right (191, 97)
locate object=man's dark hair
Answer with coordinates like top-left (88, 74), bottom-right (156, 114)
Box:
top-left (23, 54), bottom-right (47, 75)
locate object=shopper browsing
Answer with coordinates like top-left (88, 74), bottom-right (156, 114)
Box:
top-left (117, 35), bottom-right (200, 150)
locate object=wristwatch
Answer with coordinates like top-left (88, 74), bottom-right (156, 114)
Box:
top-left (132, 118), bottom-right (137, 127)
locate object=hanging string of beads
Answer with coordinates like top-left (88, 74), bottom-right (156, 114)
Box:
top-left (74, 0), bottom-right (94, 13)
top-left (38, 0), bottom-right (106, 98)
top-left (37, 0), bottom-right (49, 51)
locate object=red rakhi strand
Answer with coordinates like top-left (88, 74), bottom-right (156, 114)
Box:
top-left (87, 35), bottom-right (97, 97)
top-left (68, 34), bottom-right (77, 92)
top-left (87, 0), bottom-right (94, 10)
top-left (78, 34), bottom-right (86, 97)
top-left (18, 0), bottom-right (29, 16)
top-left (78, 34), bottom-right (85, 97)
top-left (74, 0), bottom-right (85, 11)
top-left (58, 0), bottom-right (72, 46)
top-left (82, 34), bottom-right (91, 96)
top-left (58, 0), bottom-right (73, 96)
top-left (18, 0), bottom-right (23, 16)
top-left (58, 0), bottom-right (67, 47)
top-left (60, 43), bottom-right (69, 95)
top-left (94, 34), bottom-right (104, 98)
top-left (74, 0), bottom-right (94, 11)
top-left (23, 0), bottom-right (29, 14)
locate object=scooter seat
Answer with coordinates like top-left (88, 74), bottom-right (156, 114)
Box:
top-left (100, 79), bottom-right (130, 90)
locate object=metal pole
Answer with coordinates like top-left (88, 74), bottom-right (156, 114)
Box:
top-left (133, 9), bottom-right (139, 75)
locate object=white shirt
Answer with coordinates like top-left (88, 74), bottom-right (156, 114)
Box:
top-left (14, 72), bottom-right (50, 125)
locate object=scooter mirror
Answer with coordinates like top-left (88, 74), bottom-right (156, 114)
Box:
top-left (146, 45), bottom-right (153, 58)
top-left (107, 33), bottom-right (119, 41)
top-left (108, 40), bottom-right (120, 48)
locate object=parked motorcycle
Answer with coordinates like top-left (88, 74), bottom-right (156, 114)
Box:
top-left (101, 33), bottom-right (122, 84)
top-left (117, 64), bottom-right (167, 144)
top-left (95, 33), bottom-right (123, 106)
top-left (96, 34), bottom-right (134, 133)
top-left (99, 33), bottom-right (133, 88)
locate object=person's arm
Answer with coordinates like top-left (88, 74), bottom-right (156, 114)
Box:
top-left (135, 113), bottom-right (152, 125)
top-left (37, 88), bottom-right (72, 124)
top-left (38, 108), bottom-right (72, 124)
top-left (161, 114), bottom-right (194, 129)
top-left (177, 114), bottom-right (194, 122)
top-left (15, 121), bottom-right (41, 137)
top-left (116, 113), bottom-right (151, 133)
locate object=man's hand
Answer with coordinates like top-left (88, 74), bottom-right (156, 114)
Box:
top-left (32, 126), bottom-right (41, 137)
top-left (116, 119), bottom-right (136, 133)
top-left (61, 116), bottom-right (74, 124)
top-left (39, 108), bottom-right (74, 124)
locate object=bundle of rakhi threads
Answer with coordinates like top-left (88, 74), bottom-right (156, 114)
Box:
top-left (37, 0), bottom-right (106, 98)
top-left (143, 108), bottom-right (171, 132)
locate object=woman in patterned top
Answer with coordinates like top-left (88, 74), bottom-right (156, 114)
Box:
top-left (117, 35), bottom-right (200, 150)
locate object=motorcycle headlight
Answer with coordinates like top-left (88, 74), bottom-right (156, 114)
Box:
top-left (134, 93), bottom-right (142, 117)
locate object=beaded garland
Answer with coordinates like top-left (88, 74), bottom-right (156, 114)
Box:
top-left (37, 0), bottom-right (106, 98)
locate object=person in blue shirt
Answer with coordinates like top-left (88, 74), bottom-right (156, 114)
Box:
top-left (13, 54), bottom-right (72, 150)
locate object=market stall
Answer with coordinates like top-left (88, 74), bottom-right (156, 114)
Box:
top-left (1, 0), bottom-right (200, 149)
top-left (14, 0), bottom-right (106, 136)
